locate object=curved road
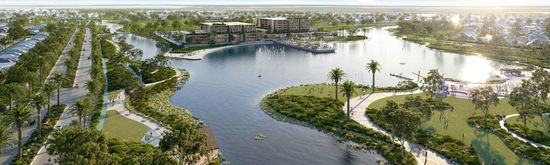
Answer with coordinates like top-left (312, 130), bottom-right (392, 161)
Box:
top-left (343, 90), bottom-right (452, 165)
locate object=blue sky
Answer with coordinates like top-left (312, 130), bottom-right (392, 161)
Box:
top-left (2, 0), bottom-right (550, 6)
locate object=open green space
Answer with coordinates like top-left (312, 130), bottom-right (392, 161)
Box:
top-left (102, 110), bottom-right (149, 142)
top-left (368, 93), bottom-right (539, 165)
top-left (276, 83), bottom-right (417, 103)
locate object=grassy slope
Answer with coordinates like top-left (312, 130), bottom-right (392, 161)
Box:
top-left (368, 93), bottom-right (538, 165)
top-left (102, 110), bottom-right (149, 142)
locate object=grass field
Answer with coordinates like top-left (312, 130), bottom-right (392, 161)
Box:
top-left (102, 110), bottom-right (149, 142)
top-left (275, 84), bottom-right (373, 103)
top-left (311, 22), bottom-right (374, 32)
top-left (368, 93), bottom-right (538, 165)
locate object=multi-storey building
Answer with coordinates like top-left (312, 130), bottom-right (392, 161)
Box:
top-left (183, 22), bottom-right (259, 45)
top-left (256, 17), bottom-right (309, 33)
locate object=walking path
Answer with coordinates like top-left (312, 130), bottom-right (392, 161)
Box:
top-left (144, 68), bottom-right (183, 87)
top-left (499, 113), bottom-right (550, 149)
top-left (344, 90), bottom-right (452, 165)
top-left (0, 28), bottom-right (79, 165)
top-left (106, 91), bottom-right (168, 146)
top-left (31, 27), bottom-right (93, 165)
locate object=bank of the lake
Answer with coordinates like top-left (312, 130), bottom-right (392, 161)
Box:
top-left (259, 84), bottom-right (417, 165)
top-left (389, 28), bottom-right (550, 68)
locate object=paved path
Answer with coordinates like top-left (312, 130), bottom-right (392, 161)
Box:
top-left (344, 90), bottom-right (452, 165)
top-left (31, 27), bottom-right (93, 165)
top-left (144, 68), bottom-right (183, 87)
top-left (0, 28), bottom-right (79, 165)
top-left (499, 113), bottom-right (550, 149)
top-left (106, 91), bottom-right (168, 146)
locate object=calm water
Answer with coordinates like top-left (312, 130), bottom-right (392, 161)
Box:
top-left (120, 26), bottom-right (517, 164)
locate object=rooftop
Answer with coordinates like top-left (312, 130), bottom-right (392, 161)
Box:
top-left (202, 22), bottom-right (255, 26)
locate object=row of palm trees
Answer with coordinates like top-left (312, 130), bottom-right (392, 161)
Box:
top-left (0, 72), bottom-right (68, 160)
top-left (328, 60), bottom-right (382, 118)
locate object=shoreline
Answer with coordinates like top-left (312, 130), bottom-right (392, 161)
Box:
top-left (164, 41), bottom-right (273, 60)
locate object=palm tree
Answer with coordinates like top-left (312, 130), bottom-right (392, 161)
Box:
top-left (5, 103), bottom-right (33, 160)
top-left (366, 60), bottom-right (381, 91)
top-left (0, 124), bottom-right (13, 154)
top-left (328, 68), bottom-right (346, 101)
top-left (71, 98), bottom-right (91, 126)
top-left (52, 72), bottom-right (67, 105)
top-left (32, 93), bottom-right (46, 136)
top-left (0, 83), bottom-right (25, 112)
top-left (341, 80), bottom-right (355, 119)
top-left (44, 81), bottom-right (57, 114)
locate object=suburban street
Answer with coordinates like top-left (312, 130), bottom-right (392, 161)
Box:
top-left (30, 27), bottom-right (93, 165)
top-left (0, 28), bottom-right (79, 165)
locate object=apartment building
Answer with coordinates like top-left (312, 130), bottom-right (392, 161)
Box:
top-left (256, 17), bottom-right (309, 33)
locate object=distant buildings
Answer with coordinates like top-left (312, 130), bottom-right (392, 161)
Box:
top-left (256, 17), bottom-right (309, 33)
top-left (182, 21), bottom-right (262, 45)
top-left (0, 32), bottom-right (49, 70)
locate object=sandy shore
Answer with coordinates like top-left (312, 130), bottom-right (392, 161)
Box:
top-left (164, 41), bottom-right (273, 60)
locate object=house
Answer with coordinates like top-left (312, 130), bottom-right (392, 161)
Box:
top-left (526, 32), bottom-right (549, 48)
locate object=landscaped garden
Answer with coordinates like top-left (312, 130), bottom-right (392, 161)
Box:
top-left (102, 110), bottom-right (149, 142)
top-left (505, 115), bottom-right (550, 146)
top-left (368, 94), bottom-right (545, 164)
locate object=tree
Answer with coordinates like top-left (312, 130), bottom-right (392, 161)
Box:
top-left (509, 80), bottom-right (537, 133)
top-left (0, 124), bottom-right (13, 154)
top-left (22, 72), bottom-right (37, 97)
top-left (341, 80), bottom-right (355, 119)
top-left (44, 81), bottom-right (57, 114)
top-left (160, 120), bottom-right (206, 164)
top-left (127, 49), bottom-right (143, 61)
top-left (469, 86), bottom-right (499, 125)
top-left (328, 68), bottom-right (346, 101)
top-left (53, 72), bottom-right (67, 105)
top-left (422, 69), bottom-right (444, 99)
top-left (366, 60), bottom-right (381, 91)
top-left (154, 53), bottom-right (170, 67)
top-left (0, 83), bottom-right (25, 112)
top-left (71, 98), bottom-right (91, 126)
top-left (377, 100), bottom-right (422, 147)
top-left (85, 80), bottom-right (100, 109)
top-left (5, 103), bottom-right (33, 160)
top-left (403, 95), bottom-right (432, 120)
top-left (32, 93), bottom-right (46, 136)
top-left (47, 126), bottom-right (119, 164)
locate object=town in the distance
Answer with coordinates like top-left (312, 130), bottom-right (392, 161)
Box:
top-left (0, 2), bottom-right (549, 165)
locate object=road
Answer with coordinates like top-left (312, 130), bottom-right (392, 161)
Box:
top-left (30, 27), bottom-right (93, 165)
top-left (344, 90), bottom-right (452, 165)
top-left (0, 28), bottom-right (79, 165)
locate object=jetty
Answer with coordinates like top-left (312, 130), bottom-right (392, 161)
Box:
top-left (273, 40), bottom-right (335, 54)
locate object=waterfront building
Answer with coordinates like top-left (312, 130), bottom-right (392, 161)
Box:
top-left (181, 22), bottom-right (260, 45)
top-left (256, 17), bottom-right (309, 33)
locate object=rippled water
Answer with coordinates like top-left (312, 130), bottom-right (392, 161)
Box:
top-left (119, 26), bottom-right (516, 164)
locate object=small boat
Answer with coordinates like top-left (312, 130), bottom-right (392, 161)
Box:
top-left (399, 62), bottom-right (406, 65)
top-left (258, 74), bottom-right (262, 78)
top-left (254, 133), bottom-right (266, 141)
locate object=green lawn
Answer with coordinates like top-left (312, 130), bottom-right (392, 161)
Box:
top-left (311, 22), bottom-right (373, 32)
top-left (102, 110), bottom-right (149, 142)
top-left (369, 93), bottom-right (538, 165)
top-left (275, 84), bottom-right (370, 103)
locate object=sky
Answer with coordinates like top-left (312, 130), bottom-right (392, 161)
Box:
top-left (2, 0), bottom-right (550, 6)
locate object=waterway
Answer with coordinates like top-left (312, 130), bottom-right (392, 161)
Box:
top-left (106, 20), bottom-right (532, 164)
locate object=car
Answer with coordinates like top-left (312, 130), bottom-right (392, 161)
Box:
top-left (54, 125), bottom-right (63, 130)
